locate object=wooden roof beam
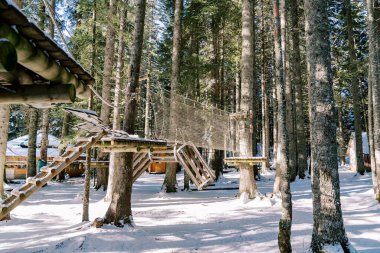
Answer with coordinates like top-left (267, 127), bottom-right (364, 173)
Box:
top-left (0, 23), bottom-right (90, 99)
top-left (0, 84), bottom-right (75, 108)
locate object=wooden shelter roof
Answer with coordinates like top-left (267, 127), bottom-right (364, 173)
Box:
top-left (0, 0), bottom-right (94, 85)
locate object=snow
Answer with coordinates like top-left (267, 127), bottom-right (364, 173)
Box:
top-left (6, 132), bottom-right (61, 157)
top-left (1, 167), bottom-right (379, 253)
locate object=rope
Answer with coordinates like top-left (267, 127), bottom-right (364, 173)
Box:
top-left (87, 84), bottom-right (138, 109)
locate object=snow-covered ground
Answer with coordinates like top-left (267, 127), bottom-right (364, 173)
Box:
top-left (0, 166), bottom-right (379, 253)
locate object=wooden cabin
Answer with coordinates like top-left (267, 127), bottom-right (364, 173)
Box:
top-left (5, 132), bottom-right (60, 179)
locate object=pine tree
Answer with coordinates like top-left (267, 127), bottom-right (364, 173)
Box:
top-left (104, 0), bottom-right (147, 226)
top-left (304, 0), bottom-right (353, 250)
top-left (366, 0), bottom-right (380, 202)
top-left (164, 0), bottom-right (183, 193)
top-left (238, 0), bottom-right (257, 199)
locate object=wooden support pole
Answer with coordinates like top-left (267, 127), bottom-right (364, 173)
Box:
top-left (0, 84), bottom-right (76, 106)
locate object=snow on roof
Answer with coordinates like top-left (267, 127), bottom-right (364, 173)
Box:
top-left (6, 132), bottom-right (61, 157)
top-left (7, 131), bottom-right (60, 148)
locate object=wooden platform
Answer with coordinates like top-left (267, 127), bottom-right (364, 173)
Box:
top-left (224, 157), bottom-right (267, 166)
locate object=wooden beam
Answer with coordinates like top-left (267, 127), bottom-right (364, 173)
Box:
top-left (0, 23), bottom-right (90, 99)
top-left (224, 157), bottom-right (267, 166)
top-left (0, 84), bottom-right (75, 106)
top-left (101, 147), bottom-right (152, 153)
top-left (0, 38), bottom-right (17, 72)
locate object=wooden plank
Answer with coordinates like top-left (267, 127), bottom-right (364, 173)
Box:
top-left (186, 142), bottom-right (216, 179)
top-left (179, 149), bottom-right (205, 184)
top-left (176, 152), bottom-right (201, 190)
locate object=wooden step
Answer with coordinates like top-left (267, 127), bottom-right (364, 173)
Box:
top-left (53, 157), bottom-right (70, 163)
top-left (65, 146), bottom-right (84, 152)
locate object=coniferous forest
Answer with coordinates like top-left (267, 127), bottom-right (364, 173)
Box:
top-left (0, 0), bottom-right (380, 252)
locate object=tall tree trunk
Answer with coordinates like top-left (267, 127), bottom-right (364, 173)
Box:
top-left (106, 0), bottom-right (127, 202)
top-left (97, 0), bottom-right (117, 190)
top-left (238, 0), bottom-right (257, 199)
top-left (337, 103), bottom-right (347, 166)
top-left (164, 0), bottom-right (182, 193)
top-left (0, 105), bottom-right (10, 198)
top-left (84, 0), bottom-right (97, 214)
top-left (39, 110), bottom-right (49, 163)
top-left (251, 1), bottom-right (258, 157)
top-left (305, 0), bottom-right (353, 251)
top-left (40, 0), bottom-right (55, 165)
top-left (366, 0), bottom-right (380, 202)
top-left (368, 72), bottom-right (379, 200)
top-left (27, 108), bottom-right (38, 178)
top-left (288, 0), bottom-right (307, 179)
top-left (273, 1), bottom-right (292, 251)
top-left (344, 0), bottom-right (365, 175)
top-left (261, 0), bottom-right (270, 172)
top-left (280, 0), bottom-right (296, 182)
top-left (272, 54), bottom-right (280, 193)
top-left (104, 0), bottom-right (146, 226)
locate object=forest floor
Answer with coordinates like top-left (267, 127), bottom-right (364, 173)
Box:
top-left (0, 166), bottom-right (379, 253)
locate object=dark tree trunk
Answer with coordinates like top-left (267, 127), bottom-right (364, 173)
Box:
top-left (273, 1), bottom-right (292, 251)
top-left (104, 0), bottom-right (147, 226)
top-left (96, 0), bottom-right (118, 191)
top-left (305, 0), bottom-right (353, 251)
top-left (288, 0), bottom-right (307, 179)
top-left (344, 0), bottom-right (365, 175)
top-left (238, 0), bottom-right (257, 199)
top-left (366, 0), bottom-right (380, 202)
top-left (27, 108), bottom-right (38, 178)
top-left (165, 0), bottom-right (183, 193)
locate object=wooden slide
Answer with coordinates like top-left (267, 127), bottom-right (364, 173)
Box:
top-left (0, 131), bottom-right (107, 220)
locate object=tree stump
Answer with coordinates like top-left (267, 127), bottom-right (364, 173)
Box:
top-left (92, 217), bottom-right (104, 228)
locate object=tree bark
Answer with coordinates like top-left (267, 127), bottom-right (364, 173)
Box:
top-left (366, 0), bottom-right (380, 202)
top-left (105, 0), bottom-right (128, 202)
top-left (273, 1), bottom-right (292, 251)
top-left (82, 151), bottom-right (91, 221)
top-left (288, 0), bottom-right (307, 179)
top-left (305, 0), bottom-right (353, 251)
top-left (238, 0), bottom-right (257, 199)
top-left (165, 0), bottom-right (183, 193)
top-left (97, 0), bottom-right (118, 191)
top-left (0, 105), bottom-right (10, 198)
top-left (27, 108), bottom-right (38, 178)
top-left (261, 0), bottom-right (270, 172)
top-left (39, 109), bottom-right (49, 163)
top-left (344, 0), bottom-right (365, 175)
top-left (39, 0), bottom-right (55, 166)
top-left (104, 0), bottom-right (146, 226)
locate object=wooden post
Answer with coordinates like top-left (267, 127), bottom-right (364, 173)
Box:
top-left (82, 149), bottom-right (91, 221)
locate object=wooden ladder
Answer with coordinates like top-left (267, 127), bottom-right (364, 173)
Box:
top-left (176, 142), bottom-right (216, 190)
top-left (0, 131), bottom-right (107, 220)
top-left (132, 153), bottom-right (152, 182)
top-left (149, 146), bottom-right (177, 163)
